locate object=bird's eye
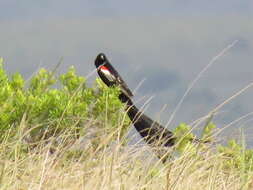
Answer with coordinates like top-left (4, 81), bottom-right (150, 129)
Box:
top-left (100, 55), bottom-right (104, 60)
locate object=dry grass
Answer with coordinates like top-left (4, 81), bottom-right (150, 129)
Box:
top-left (0, 120), bottom-right (247, 190)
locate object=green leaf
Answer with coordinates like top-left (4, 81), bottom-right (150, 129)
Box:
top-left (0, 57), bottom-right (3, 65)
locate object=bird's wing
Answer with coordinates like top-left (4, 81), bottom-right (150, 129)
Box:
top-left (99, 66), bottom-right (116, 82)
top-left (105, 63), bottom-right (134, 97)
top-left (116, 76), bottom-right (133, 97)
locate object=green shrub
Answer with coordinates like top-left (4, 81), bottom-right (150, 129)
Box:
top-left (0, 60), bottom-right (129, 143)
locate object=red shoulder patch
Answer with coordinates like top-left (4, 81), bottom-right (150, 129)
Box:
top-left (100, 65), bottom-right (109, 71)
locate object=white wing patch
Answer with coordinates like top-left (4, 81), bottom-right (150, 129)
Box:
top-left (100, 68), bottom-right (115, 82)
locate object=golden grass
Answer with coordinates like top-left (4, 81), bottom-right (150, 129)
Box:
top-left (0, 120), bottom-right (247, 190)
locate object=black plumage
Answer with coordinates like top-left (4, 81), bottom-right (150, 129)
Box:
top-left (119, 93), bottom-right (175, 148)
top-left (94, 53), bottom-right (133, 97)
top-left (94, 54), bottom-right (176, 162)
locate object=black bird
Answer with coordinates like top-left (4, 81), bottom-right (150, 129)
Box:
top-left (118, 93), bottom-right (175, 162)
top-left (118, 93), bottom-right (175, 148)
top-left (94, 53), bottom-right (133, 97)
top-left (118, 94), bottom-right (209, 153)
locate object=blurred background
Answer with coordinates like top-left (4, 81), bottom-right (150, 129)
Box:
top-left (0, 0), bottom-right (253, 143)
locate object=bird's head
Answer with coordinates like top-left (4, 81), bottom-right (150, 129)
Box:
top-left (95, 53), bottom-right (107, 68)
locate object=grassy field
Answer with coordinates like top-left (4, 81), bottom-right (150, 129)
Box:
top-left (0, 58), bottom-right (253, 189)
top-left (0, 120), bottom-right (250, 190)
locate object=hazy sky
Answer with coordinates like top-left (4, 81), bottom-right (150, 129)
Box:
top-left (0, 1), bottom-right (253, 142)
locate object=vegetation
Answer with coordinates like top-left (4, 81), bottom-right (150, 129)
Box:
top-left (0, 58), bottom-right (252, 189)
